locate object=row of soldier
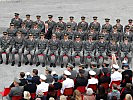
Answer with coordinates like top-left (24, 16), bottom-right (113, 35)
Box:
top-left (0, 30), bottom-right (132, 67)
top-left (8, 13), bottom-right (133, 42)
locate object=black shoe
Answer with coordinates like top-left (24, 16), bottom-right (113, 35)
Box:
top-left (6, 60), bottom-right (9, 65)
top-left (18, 62), bottom-right (21, 67)
top-left (25, 61), bottom-right (29, 65)
top-left (30, 62), bottom-right (33, 65)
top-left (42, 63), bottom-right (45, 67)
top-left (11, 61), bottom-right (15, 66)
top-left (50, 63), bottom-right (53, 67)
top-left (73, 63), bottom-right (75, 67)
top-left (53, 63), bottom-right (56, 68)
top-left (85, 64), bottom-right (88, 68)
top-left (0, 60), bottom-right (3, 64)
top-left (61, 64), bottom-right (64, 68)
top-left (36, 62), bottom-right (40, 67)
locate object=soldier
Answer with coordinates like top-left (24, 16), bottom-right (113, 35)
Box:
top-left (29, 22), bottom-right (41, 38)
top-left (95, 35), bottom-right (108, 65)
top-left (11, 13), bottom-right (23, 29)
top-left (23, 34), bottom-right (36, 65)
top-left (119, 37), bottom-right (132, 64)
top-left (102, 18), bottom-right (112, 33)
top-left (124, 19), bottom-right (133, 32)
top-left (64, 25), bottom-right (74, 40)
top-left (60, 33), bottom-right (72, 68)
top-left (83, 35), bottom-right (95, 67)
top-left (53, 26), bottom-right (63, 40)
top-left (56, 16), bottom-right (66, 31)
top-left (71, 35), bottom-right (83, 67)
top-left (23, 14), bottom-right (33, 29)
top-left (35, 15), bottom-right (45, 31)
top-left (75, 27), bottom-right (86, 41)
top-left (11, 31), bottom-right (24, 67)
top-left (47, 34), bottom-right (60, 67)
top-left (35, 33), bottom-right (48, 67)
top-left (113, 19), bottom-right (123, 33)
top-left (6, 23), bottom-right (17, 37)
top-left (77, 16), bottom-right (88, 32)
top-left (100, 27), bottom-right (110, 41)
top-left (66, 16), bottom-right (77, 31)
top-left (0, 32), bottom-right (13, 64)
top-left (89, 16), bottom-right (100, 33)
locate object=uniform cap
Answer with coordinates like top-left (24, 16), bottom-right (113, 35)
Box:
top-left (64, 33), bottom-right (69, 36)
top-left (64, 70), bottom-right (71, 76)
top-left (26, 72), bottom-right (30, 76)
top-left (126, 26), bottom-right (130, 29)
top-left (26, 14), bottom-right (30, 16)
top-left (67, 25), bottom-right (71, 28)
top-left (58, 16), bottom-right (63, 20)
top-left (14, 77), bottom-right (21, 83)
top-left (67, 63), bottom-right (74, 68)
top-left (116, 19), bottom-right (120, 22)
top-left (89, 70), bottom-right (96, 75)
top-left (105, 18), bottom-right (110, 22)
top-left (113, 26), bottom-right (117, 29)
top-left (28, 33), bottom-right (33, 36)
top-left (51, 71), bottom-right (56, 75)
top-left (45, 67), bottom-right (52, 72)
top-left (48, 15), bottom-right (53, 18)
top-left (91, 62), bottom-right (97, 66)
top-left (78, 64), bottom-right (85, 69)
top-left (81, 16), bottom-right (86, 20)
top-left (36, 15), bottom-right (41, 17)
top-left (14, 13), bottom-right (19, 16)
top-left (103, 60), bottom-right (110, 64)
top-left (128, 19), bottom-right (132, 22)
top-left (93, 16), bottom-right (98, 20)
top-left (52, 34), bottom-right (56, 37)
top-left (69, 16), bottom-right (74, 18)
top-left (10, 23), bottom-right (14, 26)
top-left (122, 60), bottom-right (127, 64)
top-left (40, 74), bottom-right (47, 80)
top-left (3, 31), bottom-right (8, 35)
top-left (112, 64), bottom-right (119, 69)
top-left (76, 35), bottom-right (80, 38)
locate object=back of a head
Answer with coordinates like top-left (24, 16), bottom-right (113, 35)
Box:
top-left (33, 69), bottom-right (38, 75)
top-left (49, 97), bottom-right (55, 100)
top-left (20, 72), bottom-right (25, 78)
top-left (73, 90), bottom-right (81, 97)
top-left (125, 94), bottom-right (133, 100)
top-left (60, 95), bottom-right (67, 100)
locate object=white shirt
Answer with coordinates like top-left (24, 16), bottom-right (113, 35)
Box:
top-left (36, 82), bottom-right (49, 94)
top-left (87, 77), bottom-right (98, 86)
top-left (61, 78), bottom-right (74, 94)
top-left (111, 71), bottom-right (122, 82)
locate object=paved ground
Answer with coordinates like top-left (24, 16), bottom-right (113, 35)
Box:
top-left (0, 0), bottom-right (133, 99)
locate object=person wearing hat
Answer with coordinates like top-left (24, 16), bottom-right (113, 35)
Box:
top-left (23, 33), bottom-right (36, 65)
top-left (102, 18), bottom-right (112, 33)
top-left (66, 16), bottom-right (77, 31)
top-left (60, 33), bottom-right (72, 67)
top-left (45, 15), bottom-right (56, 29)
top-left (83, 34), bottom-right (95, 67)
top-left (89, 16), bottom-right (100, 33)
top-left (76, 26), bottom-right (86, 41)
top-left (86, 70), bottom-right (98, 88)
top-left (110, 64), bottom-right (122, 84)
top-left (11, 31), bottom-right (24, 67)
top-left (66, 63), bottom-right (77, 79)
top-left (11, 13), bottom-right (23, 29)
top-left (119, 37), bottom-right (132, 64)
top-left (47, 34), bottom-right (60, 67)
top-left (6, 77), bottom-right (24, 100)
top-left (35, 33), bottom-right (48, 67)
top-left (23, 14), bottom-right (33, 29)
top-left (91, 61), bottom-right (101, 77)
top-left (56, 16), bottom-right (66, 31)
top-left (35, 15), bottom-right (45, 31)
top-left (77, 16), bottom-right (88, 32)
top-left (29, 22), bottom-right (41, 38)
top-left (61, 70), bottom-right (74, 94)
top-left (6, 23), bottom-right (18, 37)
top-left (113, 19), bottom-right (123, 33)
top-left (0, 32), bottom-right (13, 64)
top-left (36, 74), bottom-right (49, 94)
top-left (45, 67), bottom-right (54, 83)
top-left (71, 35), bottom-right (83, 67)
top-left (78, 64), bottom-right (89, 78)
top-left (124, 19), bottom-right (132, 32)
top-left (65, 24), bottom-right (74, 40)
top-left (95, 35), bottom-right (108, 65)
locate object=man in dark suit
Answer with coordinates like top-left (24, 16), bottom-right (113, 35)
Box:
top-left (32, 69), bottom-right (40, 85)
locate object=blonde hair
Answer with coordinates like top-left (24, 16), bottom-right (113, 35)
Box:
top-left (60, 95), bottom-right (67, 100)
top-left (49, 97), bottom-right (55, 100)
top-left (125, 94), bottom-right (132, 100)
top-left (73, 90), bottom-right (82, 100)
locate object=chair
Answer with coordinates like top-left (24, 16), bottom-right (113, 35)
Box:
top-left (30, 93), bottom-right (36, 99)
top-left (110, 80), bottom-right (121, 89)
top-left (38, 54), bottom-right (44, 56)
top-left (12, 96), bottom-right (22, 100)
top-left (88, 84), bottom-right (97, 92)
top-left (75, 55), bottom-right (80, 58)
top-left (0, 87), bottom-right (11, 100)
top-left (76, 86), bottom-right (86, 93)
top-left (63, 87), bottom-right (73, 96)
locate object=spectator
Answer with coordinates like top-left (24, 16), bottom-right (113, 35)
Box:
top-left (45, 67), bottom-right (54, 84)
top-left (23, 91), bottom-right (31, 100)
top-left (125, 94), bottom-right (132, 100)
top-left (35, 90), bottom-right (46, 100)
top-left (108, 84), bottom-right (120, 100)
top-left (49, 97), bottom-right (55, 100)
top-left (32, 69), bottom-right (40, 85)
top-left (96, 85), bottom-right (107, 100)
top-left (72, 90), bottom-right (82, 100)
top-left (78, 64), bottom-right (88, 79)
top-left (83, 88), bottom-right (95, 100)
top-left (36, 74), bottom-right (49, 94)
top-left (53, 74), bottom-right (62, 90)
top-left (60, 95), bottom-right (67, 100)
top-left (7, 77), bottom-right (24, 100)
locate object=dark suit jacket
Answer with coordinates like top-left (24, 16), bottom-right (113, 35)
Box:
top-left (32, 76), bottom-right (40, 85)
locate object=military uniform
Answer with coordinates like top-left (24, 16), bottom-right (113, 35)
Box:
top-left (47, 34), bottom-right (60, 67)
top-left (35, 34), bottom-right (48, 67)
top-left (35, 15), bottom-right (45, 31)
top-left (75, 28), bottom-right (86, 41)
top-left (124, 19), bottom-right (132, 32)
top-left (0, 32), bottom-right (13, 64)
top-left (53, 26), bottom-right (63, 40)
top-left (45, 15), bottom-right (56, 29)
top-left (6, 23), bottom-right (17, 37)
top-left (56, 17), bottom-right (66, 31)
top-left (77, 16), bottom-right (88, 32)
top-left (18, 27), bottom-right (29, 37)
top-left (72, 36), bottom-right (83, 66)
top-left (11, 32), bottom-right (24, 66)
top-left (113, 19), bottom-right (123, 33)
top-left (23, 34), bottom-right (36, 65)
top-left (102, 18), bottom-right (112, 33)
top-left (11, 13), bottom-right (23, 29)
top-left (23, 14), bottom-right (33, 29)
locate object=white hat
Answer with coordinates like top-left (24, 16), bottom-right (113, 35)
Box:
top-left (64, 70), bottom-right (71, 76)
top-left (26, 72), bottom-right (30, 76)
top-left (89, 70), bottom-right (96, 75)
top-left (122, 60), bottom-right (127, 64)
top-left (112, 64), bottom-right (119, 69)
top-left (24, 91), bottom-right (31, 99)
top-left (51, 71), bottom-right (56, 75)
top-left (86, 88), bottom-right (94, 95)
top-left (40, 74), bottom-right (47, 80)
